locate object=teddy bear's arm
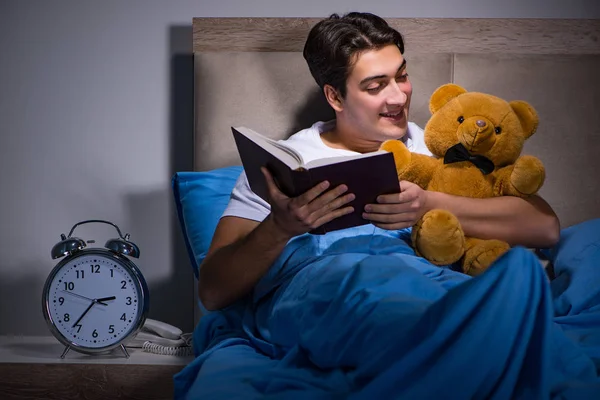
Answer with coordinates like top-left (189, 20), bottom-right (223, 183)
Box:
top-left (403, 153), bottom-right (439, 188)
top-left (492, 166), bottom-right (515, 197)
top-left (380, 140), bottom-right (439, 189)
top-left (493, 155), bottom-right (545, 197)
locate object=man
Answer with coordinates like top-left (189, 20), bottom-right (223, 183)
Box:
top-left (198, 12), bottom-right (560, 311)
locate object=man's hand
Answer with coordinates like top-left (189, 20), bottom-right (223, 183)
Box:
top-left (363, 180), bottom-right (429, 230)
top-left (261, 167), bottom-right (355, 237)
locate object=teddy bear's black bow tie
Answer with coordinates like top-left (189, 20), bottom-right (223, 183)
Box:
top-left (443, 143), bottom-right (495, 175)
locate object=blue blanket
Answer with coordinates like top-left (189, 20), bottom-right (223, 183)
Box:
top-left (174, 220), bottom-right (600, 399)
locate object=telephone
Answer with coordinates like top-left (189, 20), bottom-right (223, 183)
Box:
top-left (125, 318), bottom-right (193, 356)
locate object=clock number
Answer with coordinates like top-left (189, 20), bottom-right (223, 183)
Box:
top-left (121, 280), bottom-right (127, 289)
top-left (108, 325), bottom-right (115, 334)
top-left (74, 323), bottom-right (82, 333)
top-left (63, 313), bottom-right (70, 322)
top-left (58, 297), bottom-right (64, 305)
top-left (64, 282), bottom-right (75, 291)
top-left (92, 329), bottom-right (98, 338)
top-left (91, 264), bottom-right (100, 273)
top-left (126, 297), bottom-right (132, 305)
top-left (120, 313), bottom-right (126, 321)
top-left (110, 269), bottom-right (114, 278)
top-left (76, 270), bottom-right (85, 279)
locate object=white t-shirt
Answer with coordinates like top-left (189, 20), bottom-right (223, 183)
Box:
top-left (222, 120), bottom-right (432, 222)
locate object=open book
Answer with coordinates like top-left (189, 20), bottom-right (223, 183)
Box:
top-left (231, 126), bottom-right (401, 234)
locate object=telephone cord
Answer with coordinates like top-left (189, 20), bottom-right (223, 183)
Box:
top-left (140, 333), bottom-right (193, 356)
top-left (142, 341), bottom-right (192, 356)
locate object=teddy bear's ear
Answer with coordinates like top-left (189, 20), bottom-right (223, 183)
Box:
top-left (429, 84), bottom-right (467, 114)
top-left (509, 100), bottom-right (539, 139)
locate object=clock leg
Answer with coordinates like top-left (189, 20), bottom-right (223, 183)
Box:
top-left (60, 345), bottom-right (71, 359)
top-left (120, 344), bottom-right (130, 358)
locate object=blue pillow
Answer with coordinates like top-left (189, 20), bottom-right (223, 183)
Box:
top-left (172, 166), bottom-right (243, 278)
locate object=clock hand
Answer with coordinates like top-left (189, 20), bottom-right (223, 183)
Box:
top-left (72, 301), bottom-right (95, 328)
top-left (62, 290), bottom-right (95, 303)
top-left (96, 296), bottom-right (116, 303)
top-left (61, 291), bottom-right (109, 306)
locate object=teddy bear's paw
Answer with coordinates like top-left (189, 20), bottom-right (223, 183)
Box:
top-left (380, 140), bottom-right (412, 174)
top-left (412, 209), bottom-right (465, 265)
top-left (510, 155), bottom-right (546, 196)
top-left (463, 239), bottom-right (510, 276)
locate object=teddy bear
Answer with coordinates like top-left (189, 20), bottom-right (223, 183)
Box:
top-left (380, 83), bottom-right (545, 276)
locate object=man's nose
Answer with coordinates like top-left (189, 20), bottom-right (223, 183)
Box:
top-left (387, 82), bottom-right (407, 105)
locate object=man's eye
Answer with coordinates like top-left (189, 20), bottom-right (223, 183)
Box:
top-left (396, 73), bottom-right (409, 82)
top-left (366, 85), bottom-right (383, 93)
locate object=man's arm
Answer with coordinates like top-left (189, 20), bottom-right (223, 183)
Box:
top-left (364, 181), bottom-right (560, 249)
top-left (198, 168), bottom-right (355, 311)
top-left (425, 191), bottom-right (560, 248)
top-left (198, 216), bottom-right (291, 311)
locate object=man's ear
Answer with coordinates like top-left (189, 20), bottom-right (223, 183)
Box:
top-left (324, 84), bottom-right (344, 112)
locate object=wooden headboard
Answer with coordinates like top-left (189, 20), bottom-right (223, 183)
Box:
top-left (192, 17), bottom-right (600, 228)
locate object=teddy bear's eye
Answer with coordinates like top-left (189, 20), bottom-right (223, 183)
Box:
top-left (495, 127), bottom-right (502, 134)
top-left (457, 116), bottom-right (464, 123)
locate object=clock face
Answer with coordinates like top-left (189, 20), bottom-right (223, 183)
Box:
top-left (44, 251), bottom-right (146, 350)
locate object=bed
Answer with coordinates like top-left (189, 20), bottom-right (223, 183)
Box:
top-left (171, 17), bottom-right (600, 399)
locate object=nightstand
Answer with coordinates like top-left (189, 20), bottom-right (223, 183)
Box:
top-left (0, 335), bottom-right (193, 399)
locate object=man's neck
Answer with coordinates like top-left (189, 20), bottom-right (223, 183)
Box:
top-left (320, 120), bottom-right (384, 154)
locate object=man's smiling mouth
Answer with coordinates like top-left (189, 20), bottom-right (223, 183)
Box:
top-left (380, 110), bottom-right (404, 118)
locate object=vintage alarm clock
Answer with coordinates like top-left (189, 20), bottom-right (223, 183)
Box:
top-left (42, 219), bottom-right (149, 358)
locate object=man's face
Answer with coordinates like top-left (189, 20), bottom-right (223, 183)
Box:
top-left (337, 44), bottom-right (412, 146)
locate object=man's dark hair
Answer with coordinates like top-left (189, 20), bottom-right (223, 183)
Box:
top-left (303, 12), bottom-right (405, 98)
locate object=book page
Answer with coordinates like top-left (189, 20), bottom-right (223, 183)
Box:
top-left (233, 126), bottom-right (306, 168)
top-left (304, 150), bottom-right (389, 169)
top-left (268, 140), bottom-right (306, 166)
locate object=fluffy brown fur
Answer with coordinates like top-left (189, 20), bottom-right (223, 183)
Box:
top-left (380, 84), bottom-right (545, 276)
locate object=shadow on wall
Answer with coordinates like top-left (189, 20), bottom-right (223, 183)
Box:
top-left (122, 25), bottom-right (196, 334)
top-left (121, 26), bottom-right (195, 333)
top-left (168, 25), bottom-right (195, 332)
top-left (252, 49), bottom-right (336, 140)
top-left (125, 188), bottom-right (193, 334)
top-left (169, 25), bottom-right (194, 177)
top-left (289, 88), bottom-right (335, 138)
top-left (147, 25), bottom-right (195, 333)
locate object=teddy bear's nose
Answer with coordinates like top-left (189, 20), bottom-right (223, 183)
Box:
top-left (476, 120), bottom-right (487, 128)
